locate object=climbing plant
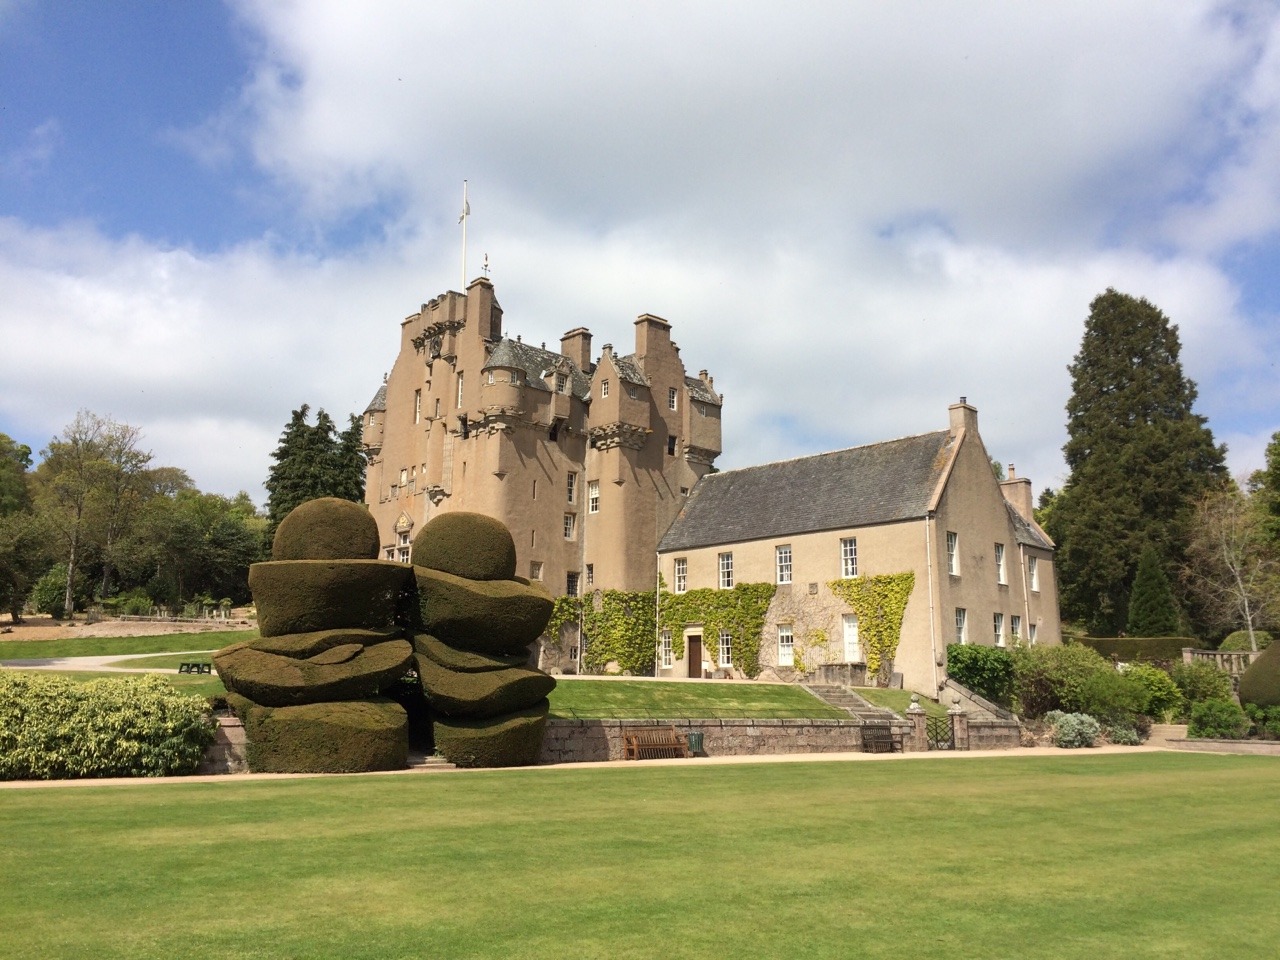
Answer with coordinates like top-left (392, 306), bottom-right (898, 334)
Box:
top-left (580, 589), bottom-right (658, 675)
top-left (659, 582), bottom-right (777, 678)
top-left (827, 573), bottom-right (915, 682)
top-left (544, 595), bottom-right (581, 647)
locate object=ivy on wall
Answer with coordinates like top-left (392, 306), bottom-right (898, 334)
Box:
top-left (659, 583), bottom-right (777, 679)
top-left (827, 573), bottom-right (915, 681)
top-left (581, 589), bottom-right (657, 675)
top-left (545, 596), bottom-right (581, 645)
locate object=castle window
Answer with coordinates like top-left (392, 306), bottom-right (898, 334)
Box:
top-left (996, 543), bottom-right (1007, 584)
top-left (674, 557), bottom-right (687, 593)
top-left (946, 531), bottom-right (959, 575)
top-left (777, 624), bottom-right (794, 667)
top-left (1029, 556), bottom-right (1039, 591)
top-left (566, 472), bottom-right (577, 504)
top-left (487, 371), bottom-right (495, 385)
top-left (667, 435), bottom-right (677, 455)
top-left (718, 631), bottom-right (733, 668)
top-left (414, 389), bottom-right (422, 424)
top-left (556, 373), bottom-right (567, 393)
top-left (530, 561), bottom-right (543, 581)
top-left (718, 552), bottom-right (734, 589)
top-left (456, 373), bottom-right (464, 409)
top-left (588, 480), bottom-right (599, 513)
top-left (586, 564), bottom-right (594, 586)
top-left (994, 612), bottom-right (1005, 647)
top-left (626, 384), bottom-right (638, 399)
top-left (397, 546), bottom-right (410, 564)
top-left (955, 607), bottom-right (967, 644)
top-left (563, 514), bottom-right (576, 540)
top-left (601, 379), bottom-right (610, 398)
top-left (840, 537), bottom-right (858, 578)
top-left (1028, 623), bottom-right (1038, 644)
top-left (1011, 615), bottom-right (1022, 642)
top-left (660, 630), bottom-right (673, 669)
top-left (566, 572), bottom-right (580, 597)
top-left (776, 545), bottom-right (792, 585)
top-left (669, 387), bottom-right (678, 411)
top-left (434, 398), bottom-right (441, 418)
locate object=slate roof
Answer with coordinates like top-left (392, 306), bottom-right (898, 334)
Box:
top-left (483, 338), bottom-right (591, 399)
top-left (363, 384), bottom-right (387, 413)
top-left (613, 353), bottom-right (650, 387)
top-left (1005, 501), bottom-right (1054, 550)
top-left (686, 376), bottom-right (721, 406)
top-left (658, 431), bottom-right (955, 552)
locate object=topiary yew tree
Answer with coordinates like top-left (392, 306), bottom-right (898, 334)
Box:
top-left (1048, 289), bottom-right (1226, 635)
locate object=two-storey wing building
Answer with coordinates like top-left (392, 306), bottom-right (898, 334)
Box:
top-left (656, 400), bottom-right (1060, 696)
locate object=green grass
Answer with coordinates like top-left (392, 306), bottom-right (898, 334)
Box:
top-left (0, 630), bottom-right (253, 660)
top-left (101, 653), bottom-right (216, 669)
top-left (853, 686), bottom-right (950, 719)
top-left (1, 753), bottom-right (1277, 959)
top-left (548, 679), bottom-right (847, 719)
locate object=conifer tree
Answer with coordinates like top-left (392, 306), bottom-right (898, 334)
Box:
top-left (264, 405), bottom-right (368, 537)
top-left (1126, 544), bottom-right (1181, 636)
top-left (1048, 289), bottom-right (1225, 635)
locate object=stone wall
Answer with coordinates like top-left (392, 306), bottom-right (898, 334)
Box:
top-left (198, 716), bottom-right (248, 774)
top-left (539, 717), bottom-right (903, 764)
top-left (965, 718), bottom-right (1022, 750)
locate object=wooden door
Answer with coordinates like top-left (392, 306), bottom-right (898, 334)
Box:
top-left (687, 635), bottom-right (702, 679)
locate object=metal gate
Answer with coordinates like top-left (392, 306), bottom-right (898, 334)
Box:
top-left (926, 715), bottom-right (954, 750)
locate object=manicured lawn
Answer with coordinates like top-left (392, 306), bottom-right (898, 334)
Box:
top-left (101, 653), bottom-right (216, 669)
top-left (0, 630), bottom-right (253, 660)
top-left (854, 686), bottom-right (950, 719)
top-left (1, 753), bottom-right (1277, 959)
top-left (548, 678), bottom-right (847, 719)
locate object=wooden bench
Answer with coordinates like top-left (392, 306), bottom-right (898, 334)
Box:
top-left (178, 662), bottom-right (213, 675)
top-left (622, 725), bottom-right (693, 760)
top-left (861, 722), bottom-right (901, 754)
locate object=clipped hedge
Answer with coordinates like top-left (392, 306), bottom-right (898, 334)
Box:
top-left (230, 694), bottom-right (408, 773)
top-left (214, 639), bottom-right (415, 707)
top-left (414, 567), bottom-right (553, 653)
top-left (1071, 636), bottom-right (1194, 661)
top-left (945, 644), bottom-right (1015, 706)
top-left (1220, 629), bottom-right (1273, 652)
top-left (272, 497), bottom-right (380, 561)
top-left (1238, 640), bottom-right (1280, 709)
top-left (432, 699), bottom-right (550, 768)
top-left (252, 627), bottom-right (402, 659)
top-left (414, 653), bottom-right (555, 719)
top-left (249, 560), bottom-right (415, 637)
top-left (414, 633), bottom-right (531, 673)
top-left (0, 673), bottom-right (216, 780)
top-left (411, 511), bottom-right (517, 581)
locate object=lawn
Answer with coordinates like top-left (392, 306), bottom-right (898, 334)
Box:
top-left (854, 686), bottom-right (950, 719)
top-left (547, 678), bottom-right (847, 718)
top-left (0, 630), bottom-right (253, 660)
top-left (0, 753), bottom-right (1276, 959)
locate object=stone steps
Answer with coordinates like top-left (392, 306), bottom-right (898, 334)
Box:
top-left (407, 751), bottom-right (458, 771)
top-left (805, 685), bottom-right (903, 724)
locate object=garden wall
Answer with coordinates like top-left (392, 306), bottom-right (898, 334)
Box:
top-left (539, 717), bottom-right (909, 763)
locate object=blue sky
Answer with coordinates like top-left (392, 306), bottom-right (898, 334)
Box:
top-left (2, 1), bottom-right (1279, 503)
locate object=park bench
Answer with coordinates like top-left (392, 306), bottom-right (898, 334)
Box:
top-left (861, 722), bottom-right (901, 754)
top-left (622, 725), bottom-right (693, 760)
top-left (178, 662), bottom-right (213, 675)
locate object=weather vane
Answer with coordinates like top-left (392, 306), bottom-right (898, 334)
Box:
top-left (482, 253), bottom-right (490, 277)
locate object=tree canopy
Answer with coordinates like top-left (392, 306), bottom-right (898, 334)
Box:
top-left (264, 405), bottom-right (368, 537)
top-left (1047, 289), bottom-right (1226, 635)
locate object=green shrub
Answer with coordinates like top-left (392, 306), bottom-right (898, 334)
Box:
top-left (1011, 644), bottom-right (1113, 718)
top-left (1244, 703), bottom-right (1280, 739)
top-left (232, 695), bottom-right (408, 773)
top-left (1219, 630), bottom-right (1272, 652)
top-left (116, 588), bottom-right (154, 617)
top-left (1075, 669), bottom-right (1147, 724)
top-left (945, 644), bottom-right (1015, 706)
top-left (213, 638), bottom-right (414, 707)
top-left (29, 565), bottom-right (71, 619)
top-left (432, 699), bottom-right (550, 767)
top-left (415, 653), bottom-right (556, 719)
top-left (1187, 699), bottom-right (1249, 740)
top-left (272, 497), bottom-right (381, 562)
top-left (1170, 661), bottom-right (1233, 715)
top-left (411, 511), bottom-right (517, 581)
top-left (1104, 724), bottom-right (1141, 746)
top-left (0, 673), bottom-right (215, 780)
top-left (1122, 663), bottom-right (1184, 719)
top-left (1053, 713), bottom-right (1101, 748)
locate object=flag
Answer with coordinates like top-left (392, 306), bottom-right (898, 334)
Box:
top-left (459, 199), bottom-right (470, 223)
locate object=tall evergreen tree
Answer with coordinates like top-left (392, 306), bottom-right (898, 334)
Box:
top-left (264, 405), bottom-right (368, 537)
top-left (1126, 544), bottom-right (1181, 636)
top-left (1048, 289), bottom-right (1226, 635)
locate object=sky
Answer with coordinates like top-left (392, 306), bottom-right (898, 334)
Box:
top-left (2, 1), bottom-right (1279, 506)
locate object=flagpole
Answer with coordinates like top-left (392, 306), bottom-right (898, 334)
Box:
top-left (460, 180), bottom-right (469, 290)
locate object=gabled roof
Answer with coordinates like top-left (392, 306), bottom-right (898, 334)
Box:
top-left (659, 431), bottom-right (955, 552)
top-left (1005, 501), bottom-right (1054, 550)
top-left (483, 338), bottom-right (591, 400)
top-left (364, 384), bottom-right (387, 413)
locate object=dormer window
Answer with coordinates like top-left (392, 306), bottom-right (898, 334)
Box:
top-left (556, 373), bottom-right (567, 394)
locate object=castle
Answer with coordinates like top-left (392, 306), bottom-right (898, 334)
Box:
top-left (361, 277), bottom-right (722, 615)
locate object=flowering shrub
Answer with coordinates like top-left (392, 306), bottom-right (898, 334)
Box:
top-left (0, 673), bottom-right (216, 780)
